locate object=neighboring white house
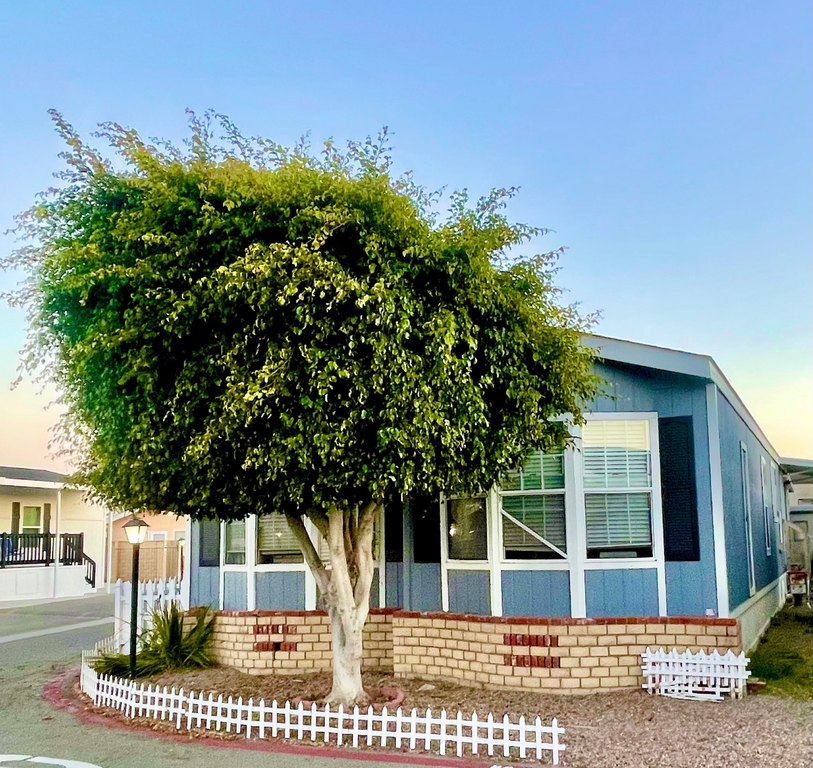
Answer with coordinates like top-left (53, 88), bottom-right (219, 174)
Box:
top-left (0, 466), bottom-right (111, 602)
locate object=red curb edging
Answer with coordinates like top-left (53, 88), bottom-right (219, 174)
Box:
top-left (42, 668), bottom-right (501, 767)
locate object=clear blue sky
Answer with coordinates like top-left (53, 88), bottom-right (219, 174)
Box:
top-left (0, 1), bottom-right (810, 466)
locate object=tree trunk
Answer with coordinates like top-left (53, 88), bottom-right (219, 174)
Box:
top-left (326, 605), bottom-right (367, 706)
top-left (286, 502), bottom-right (378, 707)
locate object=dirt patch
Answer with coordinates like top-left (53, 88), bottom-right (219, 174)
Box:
top-left (76, 665), bottom-right (813, 767)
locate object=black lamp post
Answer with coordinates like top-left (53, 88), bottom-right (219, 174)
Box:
top-left (123, 515), bottom-right (149, 678)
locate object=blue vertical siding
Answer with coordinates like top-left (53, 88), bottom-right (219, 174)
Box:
top-left (585, 569), bottom-right (659, 617)
top-left (448, 570), bottom-right (490, 615)
top-left (189, 520), bottom-right (220, 608)
top-left (385, 563), bottom-right (403, 608)
top-left (255, 572), bottom-right (305, 610)
top-left (223, 572), bottom-right (247, 610)
top-left (717, 391), bottom-right (782, 612)
top-left (590, 363), bottom-right (718, 616)
top-left (501, 570), bottom-right (570, 617)
top-left (409, 563), bottom-right (442, 611)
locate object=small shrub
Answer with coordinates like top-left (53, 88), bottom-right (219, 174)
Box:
top-left (94, 605), bottom-right (214, 678)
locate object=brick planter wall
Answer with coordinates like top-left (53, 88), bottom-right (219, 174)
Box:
top-left (203, 607), bottom-right (740, 691)
top-left (392, 612), bottom-right (741, 693)
top-left (210, 608), bottom-right (393, 675)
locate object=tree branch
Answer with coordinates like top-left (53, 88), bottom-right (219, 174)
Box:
top-left (307, 509), bottom-right (330, 541)
top-left (328, 505), bottom-right (356, 610)
top-left (353, 501), bottom-right (378, 610)
top-left (286, 514), bottom-right (329, 595)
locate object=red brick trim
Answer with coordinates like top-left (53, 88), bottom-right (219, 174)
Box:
top-left (503, 654), bottom-right (560, 669)
top-left (391, 610), bottom-right (737, 627)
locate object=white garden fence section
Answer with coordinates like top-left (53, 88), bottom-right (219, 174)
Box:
top-left (641, 647), bottom-right (750, 701)
top-left (79, 655), bottom-right (565, 763)
top-left (113, 578), bottom-right (183, 651)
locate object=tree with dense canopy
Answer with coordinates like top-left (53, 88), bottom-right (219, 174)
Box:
top-left (4, 111), bottom-right (597, 705)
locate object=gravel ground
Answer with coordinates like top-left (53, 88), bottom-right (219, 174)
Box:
top-left (92, 666), bottom-right (813, 767)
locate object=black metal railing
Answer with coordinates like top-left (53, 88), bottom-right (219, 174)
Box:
top-left (83, 553), bottom-right (97, 587)
top-left (0, 532), bottom-right (85, 568)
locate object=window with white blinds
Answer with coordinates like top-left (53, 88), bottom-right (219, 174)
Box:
top-left (500, 451), bottom-right (566, 559)
top-left (257, 513), bottom-right (303, 564)
top-left (583, 419), bottom-right (653, 558)
top-left (224, 520), bottom-right (246, 565)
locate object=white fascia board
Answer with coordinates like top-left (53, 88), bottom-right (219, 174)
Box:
top-left (584, 335), bottom-right (782, 464)
top-left (0, 479), bottom-right (65, 490)
top-left (583, 335), bottom-right (715, 380)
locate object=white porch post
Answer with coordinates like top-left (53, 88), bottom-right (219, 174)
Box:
top-left (52, 488), bottom-right (62, 598)
top-left (105, 507), bottom-right (114, 592)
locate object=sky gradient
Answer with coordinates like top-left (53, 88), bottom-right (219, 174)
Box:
top-left (0, 1), bottom-right (810, 471)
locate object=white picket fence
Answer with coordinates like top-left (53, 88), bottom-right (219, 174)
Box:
top-left (78, 655), bottom-right (565, 763)
top-left (641, 647), bottom-right (750, 701)
top-left (113, 578), bottom-right (184, 651)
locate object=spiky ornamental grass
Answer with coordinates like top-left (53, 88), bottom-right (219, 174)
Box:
top-left (94, 605), bottom-right (214, 678)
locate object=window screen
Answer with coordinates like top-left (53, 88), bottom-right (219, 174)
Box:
top-left (583, 419), bottom-right (653, 558)
top-left (224, 520), bottom-right (246, 565)
top-left (198, 519), bottom-right (220, 567)
top-left (446, 497), bottom-right (487, 560)
top-left (258, 513), bottom-right (303, 564)
top-left (500, 450), bottom-right (566, 559)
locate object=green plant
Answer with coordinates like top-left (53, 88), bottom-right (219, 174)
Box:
top-left (94, 605), bottom-right (214, 678)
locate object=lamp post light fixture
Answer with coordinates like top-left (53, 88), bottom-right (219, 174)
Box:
top-left (123, 515), bottom-right (149, 678)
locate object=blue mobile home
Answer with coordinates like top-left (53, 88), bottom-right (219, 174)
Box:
top-left (185, 336), bottom-right (791, 651)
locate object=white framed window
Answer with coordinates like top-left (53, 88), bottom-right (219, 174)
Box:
top-left (445, 496), bottom-right (488, 561)
top-left (150, 531), bottom-right (167, 542)
top-left (740, 443), bottom-right (756, 595)
top-left (257, 513), bottom-right (303, 564)
top-left (760, 456), bottom-right (772, 556)
top-left (22, 506), bottom-right (42, 535)
top-left (583, 419), bottom-right (654, 559)
top-left (224, 519), bottom-right (246, 565)
top-left (770, 462), bottom-right (784, 546)
top-left (500, 451), bottom-right (567, 560)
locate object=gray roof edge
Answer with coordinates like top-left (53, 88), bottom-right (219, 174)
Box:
top-left (584, 334), bottom-right (782, 463)
top-left (0, 466), bottom-right (70, 485)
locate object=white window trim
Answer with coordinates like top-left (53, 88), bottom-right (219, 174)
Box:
top-left (740, 442), bottom-right (757, 596)
top-left (498, 450), bottom-right (568, 563)
top-left (770, 461), bottom-right (784, 547)
top-left (21, 504), bottom-right (43, 534)
top-left (437, 412), bottom-right (667, 619)
top-left (760, 456), bottom-right (772, 557)
top-left (578, 413), bottom-right (666, 614)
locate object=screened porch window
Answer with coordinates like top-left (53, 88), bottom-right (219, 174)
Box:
top-left (446, 497), bottom-right (487, 560)
top-left (583, 419), bottom-right (654, 558)
top-left (257, 513), bottom-right (303, 564)
top-left (500, 451), bottom-right (566, 559)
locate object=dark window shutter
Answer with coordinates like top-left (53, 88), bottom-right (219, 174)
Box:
top-left (11, 502), bottom-right (20, 534)
top-left (384, 496), bottom-right (404, 562)
top-left (43, 503), bottom-right (52, 533)
top-left (411, 491), bottom-right (441, 564)
top-left (199, 519), bottom-right (220, 567)
top-left (659, 416), bottom-right (700, 561)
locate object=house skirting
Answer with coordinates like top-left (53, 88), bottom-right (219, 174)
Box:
top-left (731, 574), bottom-right (786, 652)
top-left (0, 564), bottom-right (89, 602)
top-left (208, 608), bottom-right (741, 693)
